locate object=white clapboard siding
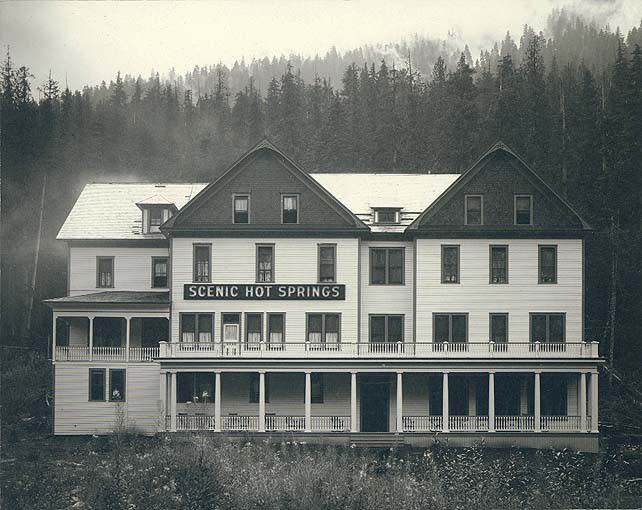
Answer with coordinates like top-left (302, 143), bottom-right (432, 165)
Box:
top-left (415, 239), bottom-right (583, 343)
top-left (360, 241), bottom-right (414, 343)
top-left (54, 363), bottom-right (160, 435)
top-left (171, 238), bottom-right (359, 344)
top-left (69, 246), bottom-right (170, 295)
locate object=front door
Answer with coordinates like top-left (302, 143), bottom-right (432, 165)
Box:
top-left (360, 375), bottom-right (390, 432)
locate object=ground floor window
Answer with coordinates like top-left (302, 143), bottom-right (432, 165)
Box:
top-left (249, 373), bottom-right (270, 403)
top-left (89, 368), bottom-right (106, 401)
top-left (109, 369), bottom-right (126, 401)
top-left (177, 373), bottom-right (215, 404)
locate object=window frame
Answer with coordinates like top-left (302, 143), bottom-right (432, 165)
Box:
top-left (221, 313), bottom-right (241, 344)
top-left (317, 243), bottom-right (337, 283)
top-left (249, 373), bottom-right (270, 403)
top-left (256, 243), bottom-right (275, 283)
top-left (244, 312), bottom-right (263, 345)
top-left (464, 194), bottom-right (483, 226)
top-left (432, 313), bottom-right (469, 343)
top-left (109, 368), bottom-right (126, 402)
top-left (281, 194), bottom-right (300, 224)
top-left (538, 245), bottom-right (558, 284)
top-left (369, 247), bottom-right (405, 285)
top-left (489, 313), bottom-right (509, 343)
top-left (369, 314), bottom-right (405, 343)
top-left (151, 256), bottom-right (169, 288)
top-left (179, 312), bottom-right (215, 343)
top-left (96, 256), bottom-right (115, 288)
top-left (232, 194), bottom-right (250, 224)
top-left (441, 245), bottom-right (460, 284)
top-left (89, 368), bottom-right (106, 402)
top-left (514, 194), bottom-right (533, 226)
top-left (266, 312), bottom-right (286, 346)
top-left (306, 313), bottom-right (341, 344)
top-left (529, 313), bottom-right (566, 343)
top-left (489, 245), bottom-right (509, 284)
top-left (148, 206), bottom-right (165, 232)
top-left (373, 208), bottom-right (400, 224)
top-left (192, 243), bottom-right (212, 283)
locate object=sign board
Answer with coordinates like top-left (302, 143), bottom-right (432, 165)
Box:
top-left (184, 283), bottom-right (345, 300)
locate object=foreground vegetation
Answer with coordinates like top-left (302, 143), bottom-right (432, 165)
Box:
top-left (2, 433), bottom-right (641, 510)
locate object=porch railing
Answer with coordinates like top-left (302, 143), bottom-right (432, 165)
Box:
top-left (310, 416), bottom-right (351, 432)
top-left (495, 415), bottom-right (535, 431)
top-left (177, 415), bottom-right (216, 431)
top-left (129, 347), bottom-right (160, 362)
top-left (541, 415), bottom-right (581, 431)
top-left (403, 415), bottom-right (443, 432)
top-left (221, 416), bottom-right (260, 431)
top-left (449, 415), bottom-right (489, 431)
top-left (265, 415), bottom-right (305, 431)
top-left (54, 346), bottom-right (159, 362)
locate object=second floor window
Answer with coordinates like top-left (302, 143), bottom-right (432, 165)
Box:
top-left (530, 313), bottom-right (565, 343)
top-left (490, 313), bottom-right (508, 343)
top-left (515, 195), bottom-right (533, 225)
top-left (233, 195), bottom-right (249, 224)
top-left (539, 245), bottom-right (557, 284)
top-left (434, 313), bottom-right (467, 343)
top-left (256, 245), bottom-right (274, 282)
top-left (465, 195), bottom-right (483, 225)
top-left (490, 245), bottom-right (508, 284)
top-left (282, 195), bottom-right (299, 224)
top-left (267, 313), bottom-right (285, 345)
top-left (307, 313), bottom-right (340, 344)
top-left (152, 257), bottom-right (168, 288)
top-left (246, 313), bottom-right (262, 344)
top-left (441, 245), bottom-right (459, 283)
top-left (318, 244), bottom-right (336, 283)
top-left (97, 257), bottom-right (114, 288)
top-left (193, 245), bottom-right (211, 282)
top-left (370, 315), bottom-right (404, 343)
top-left (370, 248), bottom-right (404, 285)
top-left (181, 313), bottom-right (213, 343)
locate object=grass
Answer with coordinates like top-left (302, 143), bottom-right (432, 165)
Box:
top-left (2, 433), bottom-right (641, 509)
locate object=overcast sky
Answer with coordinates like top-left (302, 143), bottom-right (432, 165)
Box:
top-left (1, 0), bottom-right (640, 90)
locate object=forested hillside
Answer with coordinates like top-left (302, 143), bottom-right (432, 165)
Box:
top-left (1, 10), bottom-right (640, 372)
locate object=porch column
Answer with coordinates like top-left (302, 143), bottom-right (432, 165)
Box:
top-left (442, 372), bottom-right (449, 432)
top-left (350, 371), bottom-right (357, 432)
top-left (488, 371), bottom-right (495, 432)
top-left (396, 371), bottom-right (403, 433)
top-left (534, 371), bottom-right (541, 432)
top-left (304, 371), bottom-right (312, 432)
top-left (125, 317), bottom-right (131, 362)
top-left (159, 372), bottom-right (167, 431)
top-left (170, 372), bottom-right (177, 432)
top-left (579, 371), bottom-right (587, 432)
top-left (590, 370), bottom-right (599, 433)
top-left (52, 313), bottom-right (57, 360)
top-left (88, 316), bottom-right (94, 361)
top-left (214, 371), bottom-right (221, 432)
top-left (258, 371), bottom-right (266, 432)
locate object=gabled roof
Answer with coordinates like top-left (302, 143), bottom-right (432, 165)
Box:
top-left (136, 194), bottom-right (179, 210)
top-left (407, 141), bottom-right (592, 231)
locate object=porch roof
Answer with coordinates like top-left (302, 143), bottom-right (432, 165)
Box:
top-left (45, 291), bottom-right (170, 308)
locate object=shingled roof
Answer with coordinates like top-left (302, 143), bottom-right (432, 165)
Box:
top-left (45, 291), bottom-right (170, 306)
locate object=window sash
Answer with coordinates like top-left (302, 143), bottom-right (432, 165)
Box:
top-left (89, 368), bottom-right (105, 401)
top-left (282, 195), bottom-right (298, 224)
top-left (152, 257), bottom-right (168, 288)
top-left (307, 314), bottom-right (340, 344)
top-left (97, 257), bottom-right (113, 288)
top-left (490, 314), bottom-right (508, 343)
top-left (193, 245), bottom-right (211, 282)
top-left (539, 246), bottom-right (557, 284)
top-left (465, 195), bottom-right (482, 225)
top-left (370, 315), bottom-right (403, 343)
top-left (181, 313), bottom-right (213, 343)
top-left (318, 245), bottom-right (336, 283)
top-left (375, 209), bottom-right (398, 224)
top-left (515, 196), bottom-right (532, 225)
top-left (370, 248), bottom-right (404, 285)
top-left (530, 314), bottom-right (565, 343)
top-left (246, 313), bottom-right (262, 344)
top-left (433, 314), bottom-right (468, 343)
top-left (150, 208), bottom-right (163, 226)
top-left (268, 314), bottom-right (284, 344)
top-left (441, 246), bottom-right (459, 283)
top-left (490, 246), bottom-right (508, 284)
top-left (234, 196), bottom-right (249, 223)
top-left (257, 245), bottom-right (274, 283)
top-left (109, 369), bottom-right (126, 402)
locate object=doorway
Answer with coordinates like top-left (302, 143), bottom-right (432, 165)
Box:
top-left (360, 375), bottom-right (390, 432)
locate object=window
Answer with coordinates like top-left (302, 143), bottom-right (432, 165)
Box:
top-left (282, 194), bottom-right (299, 224)
top-left (193, 244), bottom-right (211, 282)
top-left (465, 195), bottom-right (483, 225)
top-left (245, 313), bottom-right (262, 345)
top-left (307, 313), bottom-right (340, 344)
top-left (180, 313), bottom-right (214, 343)
top-left (539, 245), bottom-right (557, 284)
top-left (152, 257), bottom-right (168, 288)
top-left (177, 373), bottom-right (215, 404)
top-left (233, 195), bottom-right (250, 224)
top-left (311, 373), bottom-right (324, 403)
top-left (149, 207), bottom-right (164, 233)
top-left (370, 315), bottom-right (404, 343)
top-left (96, 257), bottom-right (114, 288)
top-left (256, 245), bottom-right (274, 283)
top-left (249, 373), bottom-right (269, 403)
top-left (267, 313), bottom-right (285, 346)
top-left (222, 314), bottom-right (240, 343)
top-left (530, 313), bottom-right (565, 343)
top-left (374, 208), bottom-right (399, 224)
top-left (370, 248), bottom-right (404, 285)
top-left (89, 368), bottom-right (105, 401)
top-left (318, 244), bottom-right (336, 283)
top-left (433, 314), bottom-right (468, 343)
top-left (441, 245), bottom-right (460, 283)
top-left (490, 245), bottom-right (508, 284)
top-left (490, 313), bottom-right (508, 343)
top-left (109, 369), bottom-right (126, 401)
top-left (515, 195), bottom-right (533, 225)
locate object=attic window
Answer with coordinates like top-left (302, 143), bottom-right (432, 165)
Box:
top-left (145, 207), bottom-right (172, 233)
top-left (374, 208), bottom-right (400, 224)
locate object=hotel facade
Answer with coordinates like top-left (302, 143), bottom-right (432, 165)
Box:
top-left (47, 140), bottom-right (601, 450)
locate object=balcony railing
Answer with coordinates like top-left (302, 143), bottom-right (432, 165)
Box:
top-left (449, 415), bottom-right (489, 431)
top-left (159, 341), bottom-right (599, 359)
top-left (403, 415), bottom-right (443, 432)
top-left (495, 415), bottom-right (535, 431)
top-left (54, 346), bottom-right (159, 362)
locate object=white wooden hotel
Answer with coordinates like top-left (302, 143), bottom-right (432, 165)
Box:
top-left (47, 140), bottom-right (601, 450)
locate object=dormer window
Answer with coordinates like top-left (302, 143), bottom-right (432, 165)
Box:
top-left (136, 195), bottom-right (177, 234)
top-left (374, 208), bottom-right (400, 224)
top-left (149, 207), bottom-right (164, 232)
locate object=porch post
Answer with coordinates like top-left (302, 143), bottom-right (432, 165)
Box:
top-left (214, 371), bottom-right (221, 432)
top-left (125, 317), bottom-right (131, 362)
top-left (396, 371), bottom-right (403, 433)
top-left (304, 371), bottom-right (312, 432)
top-left (159, 372), bottom-right (167, 431)
top-left (52, 313), bottom-right (57, 360)
top-left (534, 371), bottom-right (541, 432)
top-left (442, 372), bottom-right (449, 432)
top-left (350, 371), bottom-right (357, 432)
top-left (579, 371), bottom-right (587, 432)
top-left (170, 372), bottom-right (177, 432)
top-left (590, 370), bottom-right (599, 433)
top-left (88, 316), bottom-right (94, 361)
top-left (259, 371), bottom-right (266, 432)
top-left (488, 371), bottom-right (495, 432)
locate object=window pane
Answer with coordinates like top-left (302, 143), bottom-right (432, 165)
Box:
top-left (452, 315), bottom-right (467, 343)
top-left (515, 196), bottom-right (532, 225)
top-left (370, 316), bottom-right (386, 343)
top-left (307, 314), bottom-right (323, 343)
top-left (490, 314), bottom-right (507, 343)
top-left (89, 369), bottom-right (105, 401)
top-left (98, 258), bottom-right (113, 287)
top-left (153, 258), bottom-right (168, 288)
top-left (539, 247), bottom-right (557, 283)
top-left (109, 369), bottom-right (126, 401)
top-left (325, 314), bottom-right (339, 343)
top-left (194, 246), bottom-right (210, 282)
top-left (434, 315), bottom-right (449, 343)
top-left (370, 249), bottom-right (386, 284)
top-left (531, 315), bottom-right (547, 342)
top-left (198, 314), bottom-right (212, 343)
top-left (268, 314), bottom-right (284, 343)
top-left (257, 246), bottom-right (273, 282)
top-left (490, 247), bottom-right (507, 283)
top-left (442, 246), bottom-right (459, 283)
top-left (282, 195), bottom-right (298, 223)
top-left (319, 246), bottom-right (336, 282)
top-left (376, 209), bottom-right (397, 223)
top-left (549, 315), bottom-right (565, 342)
top-left (246, 314), bottom-right (262, 343)
top-left (181, 314), bottom-right (195, 343)
top-left (387, 316), bottom-right (403, 342)
top-left (150, 208), bottom-right (163, 226)
top-left (388, 249), bottom-right (404, 284)
top-left (234, 196), bottom-right (249, 223)
top-left (466, 196), bottom-right (482, 225)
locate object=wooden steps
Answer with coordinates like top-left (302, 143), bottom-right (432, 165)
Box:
top-left (350, 433), bottom-right (406, 448)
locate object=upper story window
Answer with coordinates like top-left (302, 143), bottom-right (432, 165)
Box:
top-left (318, 244), bottom-right (336, 283)
top-left (267, 313), bottom-right (285, 346)
top-left (193, 244), bottom-right (211, 282)
top-left (152, 257), bottom-right (168, 288)
top-left (256, 244), bottom-right (274, 283)
top-left (307, 313), bottom-right (340, 345)
top-left (181, 313), bottom-right (213, 343)
top-left (370, 247), bottom-right (404, 285)
top-left (370, 315), bottom-right (404, 343)
top-left (245, 313), bottom-right (263, 345)
top-left (464, 195), bottom-right (483, 225)
top-left (433, 313), bottom-right (468, 343)
top-left (233, 195), bottom-right (250, 224)
top-left (530, 313), bottom-right (565, 343)
top-left (374, 208), bottom-right (400, 224)
top-left (96, 256), bottom-right (114, 288)
top-left (282, 195), bottom-right (299, 224)
top-left (538, 245), bottom-right (557, 284)
top-left (489, 245), bottom-right (508, 284)
top-left (441, 245), bottom-right (460, 284)
top-left (515, 195), bottom-right (533, 225)
top-left (490, 313), bottom-right (508, 343)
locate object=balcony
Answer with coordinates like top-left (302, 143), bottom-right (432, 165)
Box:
top-left (159, 341), bottom-right (599, 360)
